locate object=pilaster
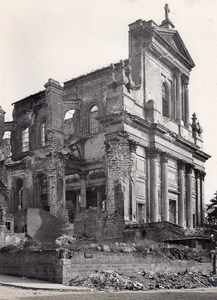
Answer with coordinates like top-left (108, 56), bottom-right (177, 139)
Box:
top-left (148, 148), bottom-right (159, 222)
top-left (161, 152), bottom-right (169, 222)
top-left (178, 160), bottom-right (185, 227)
top-left (128, 139), bottom-right (138, 222)
top-left (175, 69), bottom-right (182, 122)
top-left (200, 171), bottom-right (206, 226)
top-left (186, 163), bottom-right (194, 229)
top-left (195, 170), bottom-right (201, 227)
top-left (183, 77), bottom-right (189, 127)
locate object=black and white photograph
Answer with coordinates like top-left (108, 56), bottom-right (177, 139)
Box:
top-left (0, 0), bottom-right (217, 299)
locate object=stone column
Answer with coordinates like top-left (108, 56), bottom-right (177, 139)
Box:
top-left (149, 148), bottom-right (159, 222)
top-left (178, 160), bottom-right (185, 227)
top-left (161, 153), bottom-right (169, 222)
top-left (186, 164), bottom-right (194, 229)
top-left (175, 69), bottom-right (182, 121)
top-left (80, 172), bottom-right (87, 212)
top-left (200, 172), bottom-right (206, 226)
top-left (195, 170), bottom-right (201, 227)
top-left (146, 149), bottom-right (151, 222)
top-left (183, 77), bottom-right (189, 127)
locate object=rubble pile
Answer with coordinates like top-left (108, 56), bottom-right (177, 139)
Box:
top-left (69, 270), bottom-right (144, 291)
top-left (69, 269), bottom-right (212, 291)
top-left (138, 270), bottom-right (212, 289)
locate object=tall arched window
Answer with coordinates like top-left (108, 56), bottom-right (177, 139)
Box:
top-left (89, 105), bottom-right (99, 134)
top-left (21, 126), bottom-right (29, 152)
top-left (162, 83), bottom-right (169, 118)
top-left (40, 121), bottom-right (46, 147)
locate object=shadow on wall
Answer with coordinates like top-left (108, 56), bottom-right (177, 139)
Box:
top-left (26, 208), bottom-right (63, 243)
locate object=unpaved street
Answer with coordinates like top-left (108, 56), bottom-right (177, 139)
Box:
top-left (1, 286), bottom-right (217, 300)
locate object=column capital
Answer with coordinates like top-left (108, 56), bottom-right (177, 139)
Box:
top-left (186, 163), bottom-right (195, 173)
top-left (195, 169), bottom-right (201, 179)
top-left (174, 68), bottom-right (182, 77)
top-left (147, 147), bottom-right (159, 159)
top-left (177, 159), bottom-right (186, 170)
top-left (183, 76), bottom-right (189, 86)
top-left (200, 171), bottom-right (206, 180)
top-left (161, 152), bottom-right (170, 163)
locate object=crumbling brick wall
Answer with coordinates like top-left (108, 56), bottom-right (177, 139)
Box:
top-left (105, 133), bottom-right (137, 222)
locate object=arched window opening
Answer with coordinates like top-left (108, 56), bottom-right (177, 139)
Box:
top-left (64, 109), bottom-right (75, 121)
top-left (40, 121), bottom-right (46, 147)
top-left (89, 105), bottom-right (99, 134)
top-left (162, 83), bottom-right (169, 118)
top-left (21, 126), bottom-right (29, 152)
top-left (64, 109), bottom-right (77, 137)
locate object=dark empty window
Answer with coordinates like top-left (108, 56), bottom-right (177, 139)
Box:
top-left (162, 83), bottom-right (169, 118)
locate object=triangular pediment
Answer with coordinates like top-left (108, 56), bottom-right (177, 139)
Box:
top-left (154, 27), bottom-right (195, 68)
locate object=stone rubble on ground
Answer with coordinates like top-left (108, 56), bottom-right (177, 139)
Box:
top-left (69, 270), bottom-right (144, 291)
top-left (69, 269), bottom-right (212, 291)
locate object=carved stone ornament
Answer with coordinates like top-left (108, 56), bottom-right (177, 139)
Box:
top-left (161, 152), bottom-right (169, 163)
top-left (177, 159), bottom-right (185, 170)
top-left (186, 163), bottom-right (195, 173)
top-left (128, 139), bottom-right (138, 152)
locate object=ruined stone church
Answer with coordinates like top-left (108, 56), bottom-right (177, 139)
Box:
top-left (0, 7), bottom-right (210, 240)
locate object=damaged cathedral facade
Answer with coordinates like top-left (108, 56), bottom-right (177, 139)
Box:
top-left (0, 11), bottom-right (210, 241)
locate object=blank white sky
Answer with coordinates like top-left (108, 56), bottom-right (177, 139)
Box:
top-left (0, 0), bottom-right (216, 202)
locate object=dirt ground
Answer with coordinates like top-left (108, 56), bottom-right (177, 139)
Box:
top-left (0, 285), bottom-right (73, 300)
top-left (1, 286), bottom-right (217, 300)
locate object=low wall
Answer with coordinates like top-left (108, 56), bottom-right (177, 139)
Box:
top-left (0, 250), bottom-right (212, 284)
top-left (0, 250), bottom-right (62, 283)
top-left (61, 252), bottom-right (212, 284)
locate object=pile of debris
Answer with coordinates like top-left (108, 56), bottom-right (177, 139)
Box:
top-left (138, 270), bottom-right (212, 289)
top-left (69, 270), bottom-right (144, 291)
top-left (68, 270), bottom-right (212, 291)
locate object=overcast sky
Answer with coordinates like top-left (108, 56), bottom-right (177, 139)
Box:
top-left (0, 0), bottom-right (216, 202)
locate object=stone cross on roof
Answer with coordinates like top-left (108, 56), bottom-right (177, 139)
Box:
top-left (164, 3), bottom-right (170, 20)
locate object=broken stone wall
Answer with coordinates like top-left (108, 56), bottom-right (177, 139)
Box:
top-left (74, 207), bottom-right (124, 239)
top-left (105, 133), bottom-right (137, 221)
